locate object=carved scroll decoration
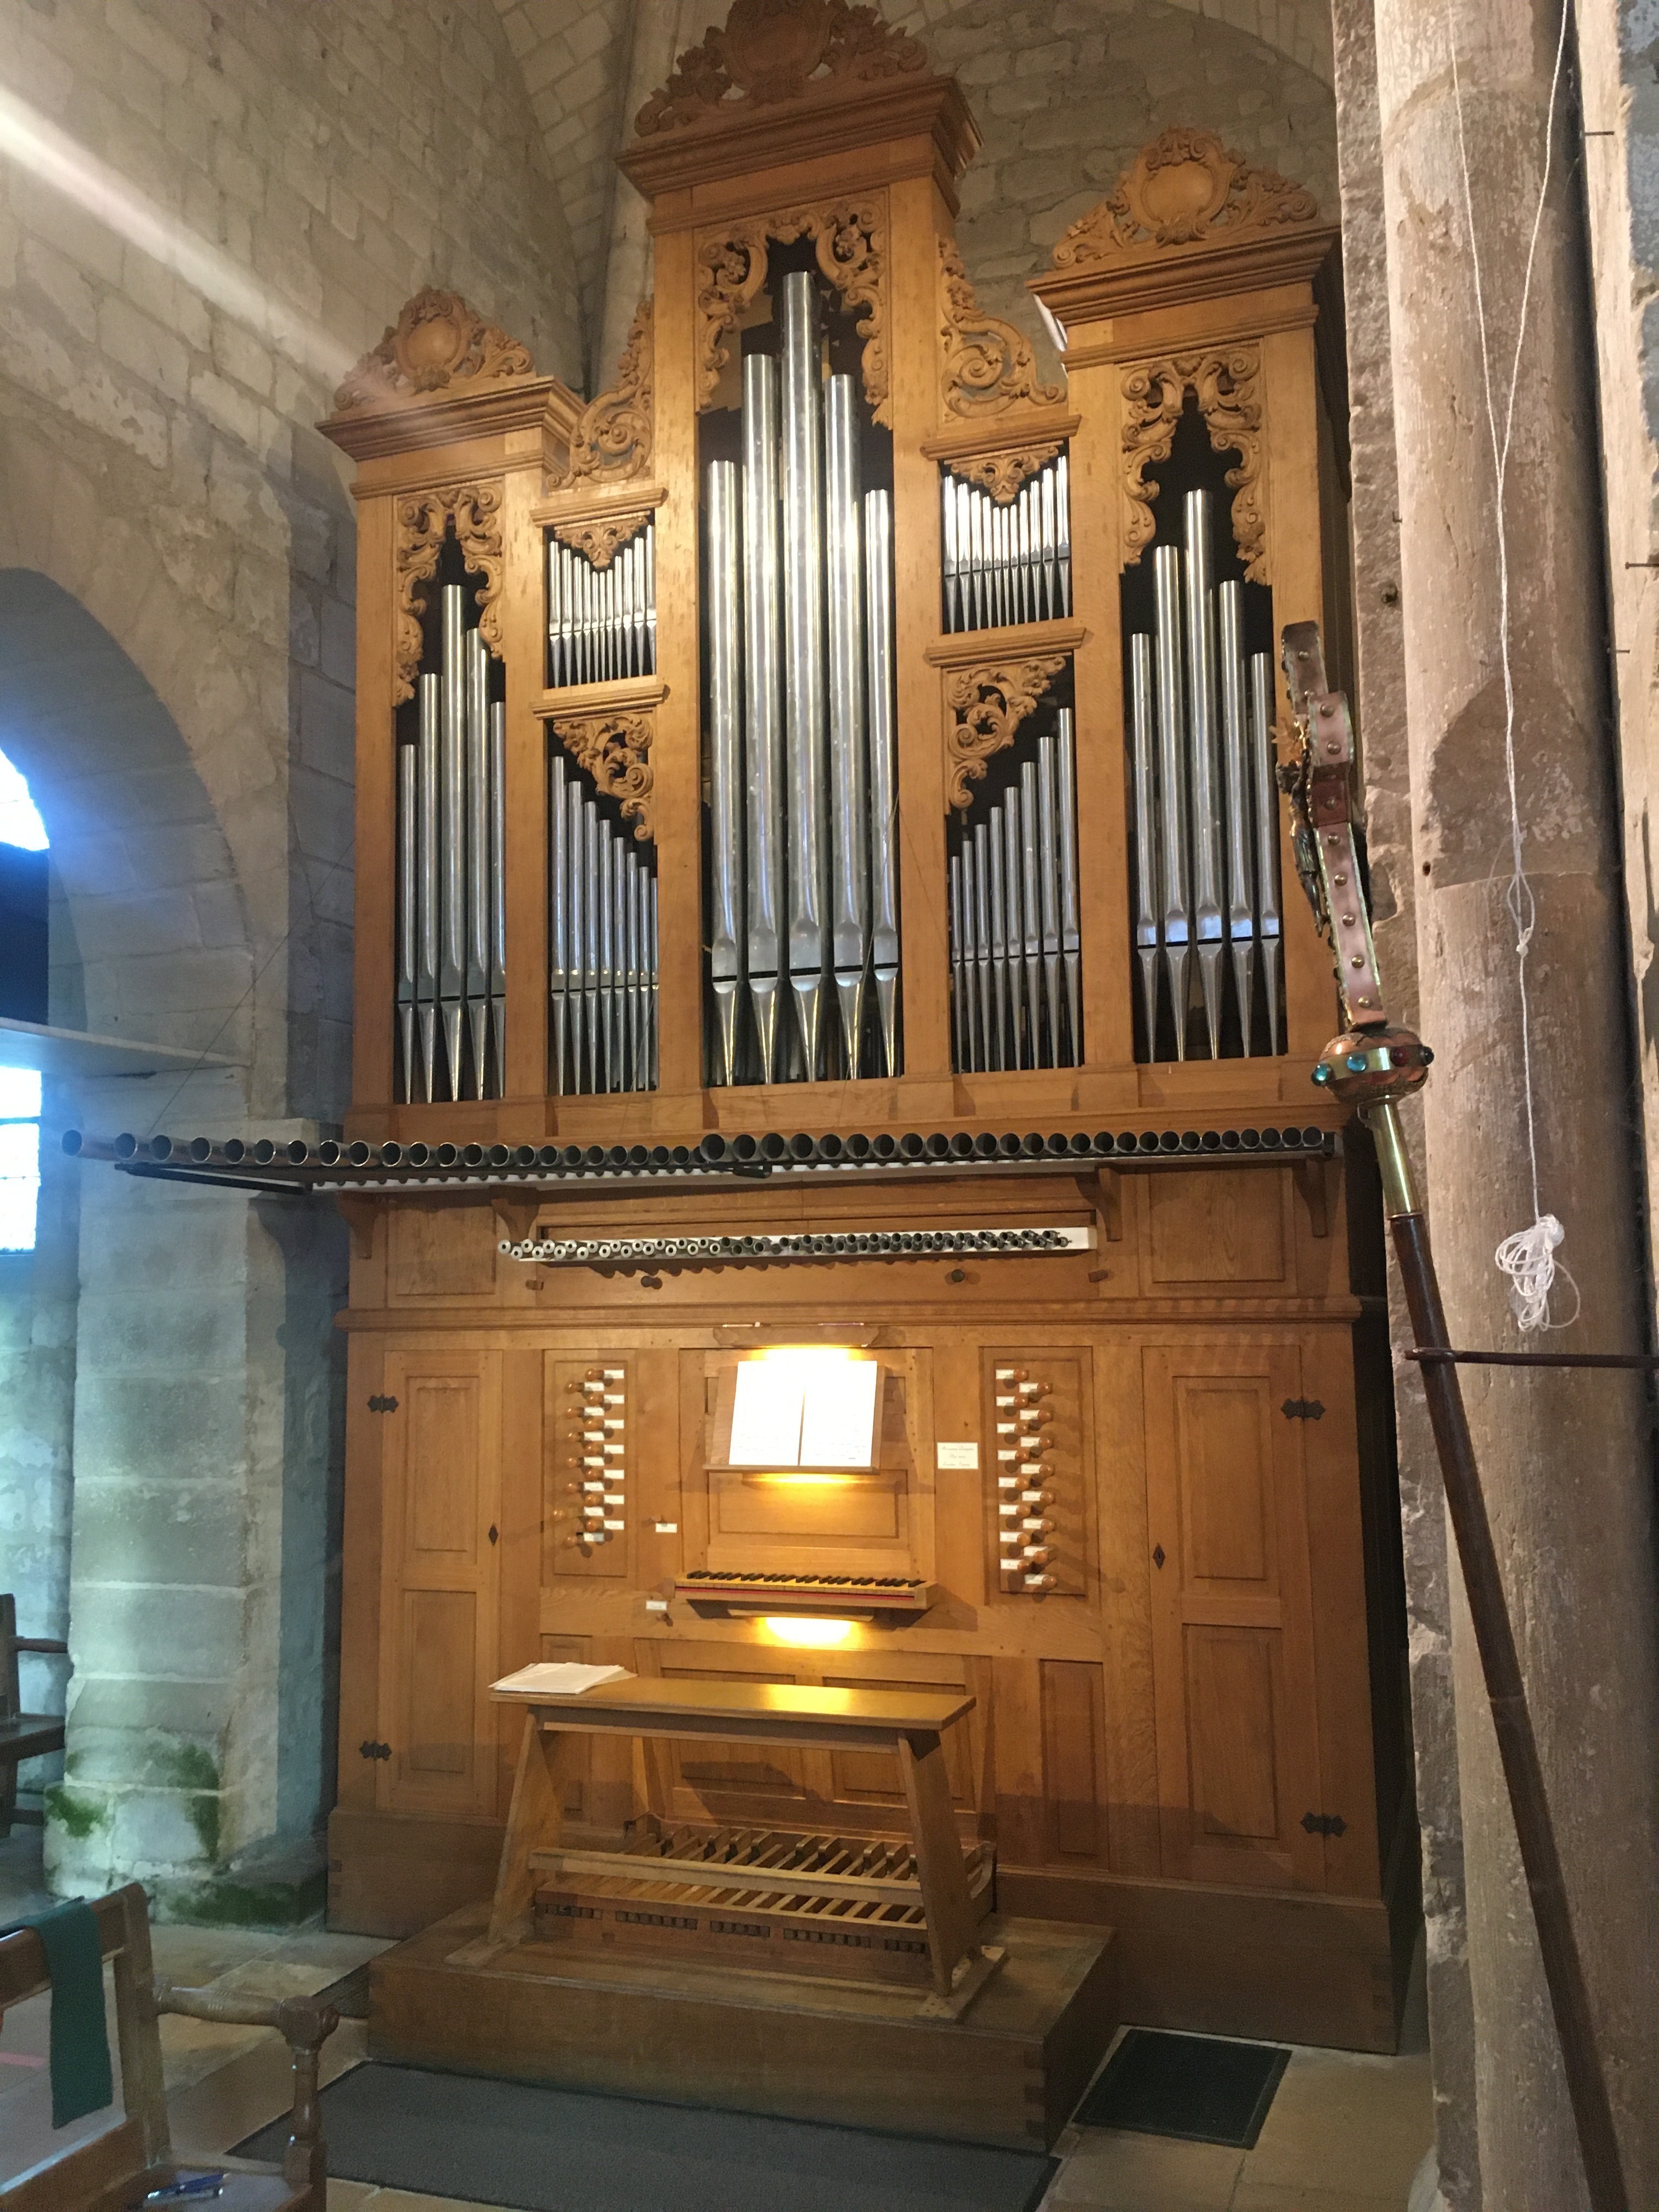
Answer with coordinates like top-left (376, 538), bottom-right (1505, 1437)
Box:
top-left (635, 0), bottom-right (926, 136)
top-left (393, 483), bottom-right (504, 705)
top-left (944, 658), bottom-right (1067, 811)
top-left (939, 239), bottom-right (1063, 420)
top-left (696, 202), bottom-right (888, 421)
top-left (550, 511), bottom-right (652, 569)
top-left (561, 300), bottom-right (653, 485)
top-left (943, 442), bottom-right (1062, 505)
top-left (551, 711), bottom-right (655, 843)
top-left (335, 289), bottom-right (533, 412)
top-left (1121, 348), bottom-right (1266, 581)
top-left (1051, 127), bottom-right (1319, 268)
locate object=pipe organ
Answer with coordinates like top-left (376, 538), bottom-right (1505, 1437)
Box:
top-left (317, 0), bottom-right (1410, 2134)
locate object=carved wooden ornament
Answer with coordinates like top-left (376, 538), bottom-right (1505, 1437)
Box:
top-left (696, 202), bottom-right (888, 421)
top-left (393, 483), bottom-right (504, 706)
top-left (1120, 347), bottom-right (1266, 579)
top-left (635, 0), bottom-right (926, 135)
top-left (939, 240), bottom-right (1062, 421)
top-left (335, 289), bottom-right (534, 412)
top-left (551, 712), bottom-right (655, 842)
top-left (1051, 127), bottom-right (1319, 268)
top-left (944, 443), bottom-right (1062, 505)
top-left (551, 511), bottom-right (652, 570)
top-left (944, 658), bottom-right (1067, 811)
top-left (561, 299), bottom-right (654, 485)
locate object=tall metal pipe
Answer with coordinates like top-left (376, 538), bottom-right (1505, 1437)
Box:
top-left (1040, 463), bottom-right (1058, 623)
top-left (397, 736), bottom-right (417, 1102)
top-left (742, 349), bottom-right (785, 1084)
top-left (1055, 450), bottom-right (1071, 613)
top-left (1217, 581), bottom-right (1256, 1054)
top-left (465, 624), bottom-right (490, 1097)
top-left (439, 584), bottom-right (466, 1098)
top-left (416, 672), bottom-right (439, 1103)
top-left (1129, 634), bottom-right (1160, 1056)
top-left (949, 849), bottom-right (966, 1068)
top-left (579, 796), bottom-right (599, 1090)
top-left (1153, 545), bottom-right (1191, 1059)
top-left (780, 271), bottom-right (829, 1076)
top-left (988, 795), bottom-right (1009, 1071)
top-left (1019, 755), bottom-right (1043, 1062)
top-left (1001, 788), bottom-right (1023, 1069)
top-left (941, 470), bottom-right (960, 632)
top-left (549, 748), bottom-right (569, 1093)
top-left (1250, 649), bottom-right (1282, 1051)
top-left (706, 458), bottom-right (744, 1086)
top-left (958, 834), bottom-right (980, 1070)
top-left (1038, 732), bottom-right (1062, 1066)
top-left (489, 696), bottom-right (505, 1092)
top-left (647, 870), bottom-right (659, 1085)
top-left (971, 818), bottom-right (994, 1070)
top-left (1183, 489), bottom-right (1224, 1057)
top-left (1057, 706), bottom-right (1082, 1063)
top-left (825, 373), bottom-right (869, 1076)
top-left (644, 520), bottom-right (657, 674)
top-left (864, 485), bottom-right (900, 1076)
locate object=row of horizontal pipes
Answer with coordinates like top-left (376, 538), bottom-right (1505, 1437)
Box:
top-left (941, 455), bottom-right (1071, 633)
top-left (1129, 486), bottom-right (1283, 1060)
top-left (549, 748), bottom-right (658, 1093)
top-left (75, 1124), bottom-right (1338, 1175)
top-left (949, 715), bottom-right (1083, 1073)
top-left (706, 270), bottom-right (901, 1089)
top-left (396, 584), bottom-right (505, 1104)
top-left (547, 523), bottom-right (657, 687)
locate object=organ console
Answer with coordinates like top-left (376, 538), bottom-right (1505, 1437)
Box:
top-left (303, 0), bottom-right (1414, 2143)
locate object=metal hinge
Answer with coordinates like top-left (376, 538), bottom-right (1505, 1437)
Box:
top-left (1301, 1810), bottom-right (1346, 1837)
top-left (367, 1395), bottom-right (399, 1414)
top-left (359, 1740), bottom-right (391, 1761)
top-left (1282, 1398), bottom-right (1325, 1421)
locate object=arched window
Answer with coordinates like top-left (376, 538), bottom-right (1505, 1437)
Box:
top-left (0, 745), bottom-right (48, 1251)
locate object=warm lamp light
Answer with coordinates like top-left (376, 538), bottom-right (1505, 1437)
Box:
top-left (744, 1469), bottom-right (859, 1486)
top-left (760, 1615), bottom-right (857, 1648)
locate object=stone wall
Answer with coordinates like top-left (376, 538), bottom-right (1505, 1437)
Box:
top-left (0, 0), bottom-right (581, 1904)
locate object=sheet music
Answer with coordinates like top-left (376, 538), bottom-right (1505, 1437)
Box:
top-left (492, 1662), bottom-right (632, 1696)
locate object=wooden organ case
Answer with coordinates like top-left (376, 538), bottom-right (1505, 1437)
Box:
top-left (321, 0), bottom-right (1412, 2135)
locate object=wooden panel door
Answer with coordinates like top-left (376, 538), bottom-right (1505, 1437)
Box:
top-left (376, 1348), bottom-right (501, 1818)
top-left (1144, 1341), bottom-right (1325, 1890)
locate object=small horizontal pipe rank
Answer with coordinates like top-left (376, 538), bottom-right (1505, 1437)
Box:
top-left (397, 583), bottom-right (505, 1103)
top-left (550, 748), bottom-right (659, 1093)
top-left (547, 521), bottom-right (657, 686)
top-left (949, 713), bottom-right (1083, 1073)
top-left (941, 455), bottom-right (1071, 633)
top-left (1128, 486), bottom-right (1283, 1062)
top-left (499, 1225), bottom-right (1097, 1266)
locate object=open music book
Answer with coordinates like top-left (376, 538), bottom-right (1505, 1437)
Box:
top-left (492, 1662), bottom-right (633, 1696)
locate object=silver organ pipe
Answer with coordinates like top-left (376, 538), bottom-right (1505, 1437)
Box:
top-left (865, 487), bottom-right (901, 1076)
top-left (1056, 707), bottom-right (1082, 1062)
top-left (1250, 648), bottom-right (1283, 1049)
top-left (550, 747), bottom-right (569, 1093)
top-left (742, 351), bottom-right (785, 1084)
top-left (947, 719), bottom-right (1085, 1074)
top-left (1128, 499), bottom-right (1285, 1060)
top-left (696, 274), bottom-right (902, 1086)
top-left (940, 452), bottom-right (1072, 633)
top-left (546, 521), bottom-right (658, 687)
top-left (706, 458), bottom-right (745, 1086)
top-left (394, 590), bottom-right (506, 1103)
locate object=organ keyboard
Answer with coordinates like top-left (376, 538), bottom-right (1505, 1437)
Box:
top-left (674, 1571), bottom-right (934, 1615)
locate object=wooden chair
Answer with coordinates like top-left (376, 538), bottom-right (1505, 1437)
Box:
top-left (0, 1882), bottom-right (339, 2212)
top-left (0, 1594), bottom-right (67, 1838)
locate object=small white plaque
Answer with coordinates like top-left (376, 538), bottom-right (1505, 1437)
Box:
top-left (645, 1597), bottom-right (669, 1613)
top-left (653, 1520), bottom-right (678, 1533)
top-left (936, 1441), bottom-right (979, 1470)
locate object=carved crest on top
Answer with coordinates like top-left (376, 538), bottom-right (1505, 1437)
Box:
top-left (635, 0), bottom-right (926, 136)
top-left (1050, 128), bottom-right (1319, 269)
top-left (561, 300), bottom-right (654, 486)
top-left (334, 289), bottom-right (534, 412)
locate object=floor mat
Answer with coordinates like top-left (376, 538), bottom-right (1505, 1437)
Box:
top-left (232, 2059), bottom-right (1057, 2212)
top-left (1071, 2027), bottom-right (1290, 2148)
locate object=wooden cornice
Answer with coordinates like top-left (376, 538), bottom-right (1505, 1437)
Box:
top-left (1029, 225), bottom-right (1340, 340)
top-left (618, 72), bottom-right (980, 215)
top-left (320, 376), bottom-right (584, 466)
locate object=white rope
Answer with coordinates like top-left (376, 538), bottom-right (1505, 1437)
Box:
top-left (1446, 0), bottom-right (1577, 1331)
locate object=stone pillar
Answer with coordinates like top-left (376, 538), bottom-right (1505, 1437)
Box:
top-left (1330, 5), bottom-right (1481, 2204)
top-left (1374, 3), bottom-right (1659, 2205)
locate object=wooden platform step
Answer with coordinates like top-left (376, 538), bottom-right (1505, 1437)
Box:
top-left (370, 1902), bottom-right (1118, 2151)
